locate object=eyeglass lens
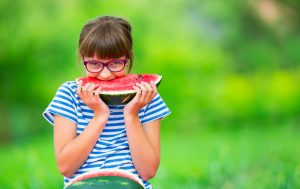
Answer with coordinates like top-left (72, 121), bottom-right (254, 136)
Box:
top-left (86, 60), bottom-right (126, 72)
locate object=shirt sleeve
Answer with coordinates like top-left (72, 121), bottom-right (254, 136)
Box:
top-left (42, 82), bottom-right (77, 125)
top-left (140, 93), bottom-right (171, 125)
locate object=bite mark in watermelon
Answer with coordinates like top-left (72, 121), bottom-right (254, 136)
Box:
top-left (77, 74), bottom-right (162, 105)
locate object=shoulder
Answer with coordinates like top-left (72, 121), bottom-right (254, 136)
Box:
top-left (43, 81), bottom-right (79, 125)
top-left (53, 81), bottom-right (79, 103)
top-left (59, 81), bottom-right (77, 90)
top-left (143, 93), bottom-right (170, 114)
top-left (56, 81), bottom-right (77, 95)
top-left (139, 92), bottom-right (171, 124)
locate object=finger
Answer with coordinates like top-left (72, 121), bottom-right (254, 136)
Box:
top-left (94, 87), bottom-right (102, 96)
top-left (133, 85), bottom-right (141, 101)
top-left (90, 86), bottom-right (101, 104)
top-left (136, 82), bottom-right (147, 92)
top-left (136, 83), bottom-right (147, 102)
top-left (81, 83), bottom-right (91, 98)
top-left (82, 82), bottom-right (90, 91)
top-left (86, 83), bottom-right (95, 97)
top-left (150, 81), bottom-right (158, 98)
top-left (142, 81), bottom-right (153, 91)
top-left (93, 87), bottom-right (102, 102)
top-left (77, 80), bottom-right (82, 94)
top-left (141, 81), bottom-right (151, 91)
top-left (77, 81), bottom-right (84, 100)
top-left (142, 81), bottom-right (154, 100)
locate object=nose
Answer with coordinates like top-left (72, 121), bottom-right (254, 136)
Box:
top-left (98, 66), bottom-right (112, 80)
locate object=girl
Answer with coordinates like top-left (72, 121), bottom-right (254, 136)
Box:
top-left (43, 16), bottom-right (171, 189)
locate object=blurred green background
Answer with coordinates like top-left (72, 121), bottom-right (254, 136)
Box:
top-left (1, 0), bottom-right (300, 188)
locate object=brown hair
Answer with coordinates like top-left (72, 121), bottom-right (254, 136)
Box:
top-left (78, 16), bottom-right (133, 72)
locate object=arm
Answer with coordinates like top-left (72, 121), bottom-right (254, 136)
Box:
top-left (54, 82), bottom-right (110, 177)
top-left (54, 114), bottom-right (107, 177)
top-left (123, 81), bottom-right (160, 180)
top-left (124, 116), bottom-right (161, 181)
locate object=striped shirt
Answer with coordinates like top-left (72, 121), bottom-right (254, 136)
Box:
top-left (42, 81), bottom-right (171, 189)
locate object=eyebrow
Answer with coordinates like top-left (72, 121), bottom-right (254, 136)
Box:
top-left (86, 57), bottom-right (127, 61)
top-left (84, 58), bottom-right (128, 65)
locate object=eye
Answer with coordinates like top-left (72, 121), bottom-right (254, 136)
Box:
top-left (110, 61), bottom-right (124, 66)
top-left (89, 62), bottom-right (101, 67)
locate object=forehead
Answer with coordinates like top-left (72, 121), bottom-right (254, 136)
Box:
top-left (84, 55), bottom-right (126, 61)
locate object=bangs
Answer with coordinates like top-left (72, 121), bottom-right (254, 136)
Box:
top-left (79, 23), bottom-right (130, 59)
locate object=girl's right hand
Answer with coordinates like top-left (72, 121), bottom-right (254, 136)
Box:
top-left (77, 80), bottom-right (110, 118)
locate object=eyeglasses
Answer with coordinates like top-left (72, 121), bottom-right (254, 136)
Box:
top-left (83, 58), bottom-right (128, 73)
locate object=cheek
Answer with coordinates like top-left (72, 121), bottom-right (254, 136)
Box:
top-left (85, 70), bottom-right (98, 77)
top-left (114, 70), bottom-right (127, 77)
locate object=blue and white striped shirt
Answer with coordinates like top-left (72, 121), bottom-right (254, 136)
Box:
top-left (43, 81), bottom-right (171, 189)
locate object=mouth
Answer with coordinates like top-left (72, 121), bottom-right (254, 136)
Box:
top-left (97, 75), bottom-right (126, 81)
top-left (96, 77), bottom-right (115, 81)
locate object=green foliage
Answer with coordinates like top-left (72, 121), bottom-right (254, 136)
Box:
top-left (1, 0), bottom-right (300, 141)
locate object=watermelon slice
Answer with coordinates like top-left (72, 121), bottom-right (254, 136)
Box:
top-left (64, 169), bottom-right (145, 189)
top-left (77, 74), bottom-right (162, 105)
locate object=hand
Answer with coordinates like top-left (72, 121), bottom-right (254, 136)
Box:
top-left (77, 80), bottom-right (110, 118)
top-left (124, 81), bottom-right (157, 117)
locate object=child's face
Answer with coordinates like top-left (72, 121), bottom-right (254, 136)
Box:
top-left (83, 55), bottom-right (128, 80)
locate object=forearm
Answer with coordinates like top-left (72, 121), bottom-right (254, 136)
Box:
top-left (124, 115), bottom-right (160, 180)
top-left (56, 117), bottom-right (107, 177)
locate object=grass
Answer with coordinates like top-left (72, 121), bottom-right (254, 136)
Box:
top-left (0, 131), bottom-right (62, 189)
top-left (154, 122), bottom-right (300, 189)
top-left (1, 123), bottom-right (300, 189)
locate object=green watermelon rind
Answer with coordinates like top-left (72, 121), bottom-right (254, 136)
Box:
top-left (100, 77), bottom-right (162, 105)
top-left (65, 176), bottom-right (144, 189)
top-left (64, 169), bottom-right (145, 189)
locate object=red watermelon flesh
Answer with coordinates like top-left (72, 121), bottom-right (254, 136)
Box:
top-left (77, 74), bottom-right (162, 95)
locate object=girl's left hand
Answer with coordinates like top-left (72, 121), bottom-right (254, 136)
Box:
top-left (123, 81), bottom-right (157, 117)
